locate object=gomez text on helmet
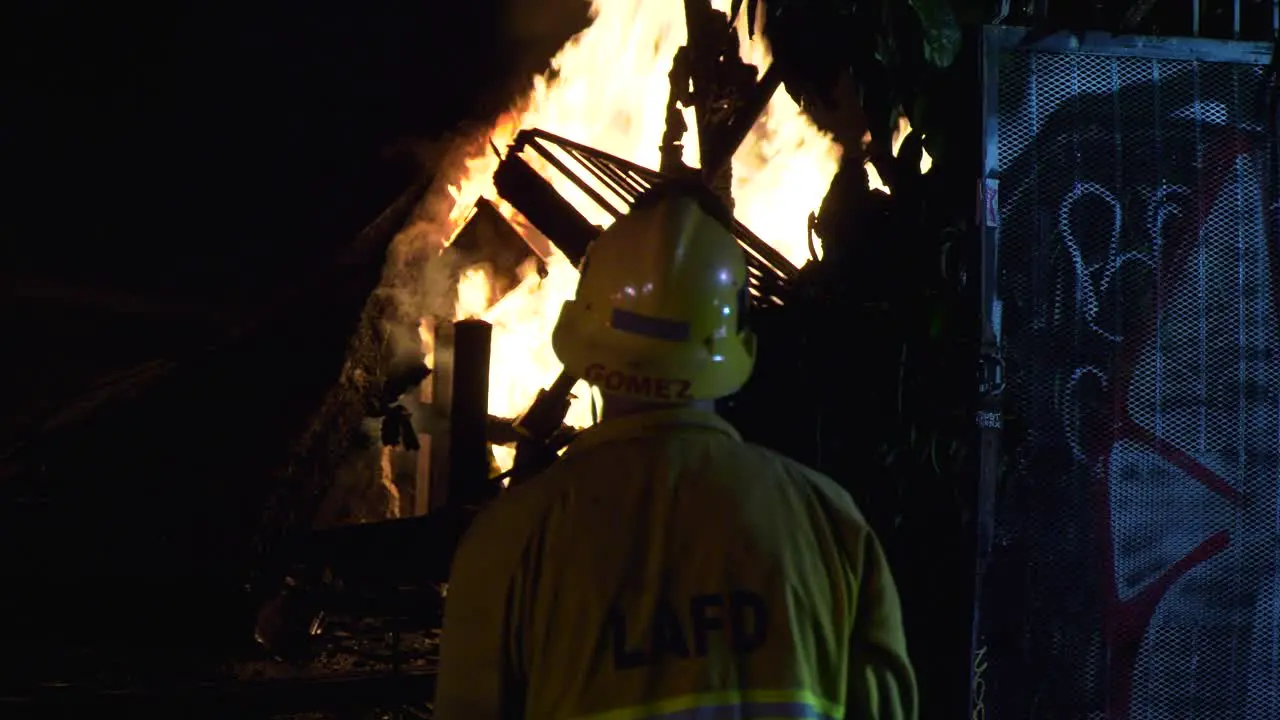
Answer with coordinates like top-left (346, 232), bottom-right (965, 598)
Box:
top-left (584, 363), bottom-right (694, 400)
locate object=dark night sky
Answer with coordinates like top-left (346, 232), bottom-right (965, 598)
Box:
top-left (10, 3), bottom-right (524, 294)
top-left (1, 2), bottom-right (589, 588)
top-left (3, 2), bottom-right (590, 438)
top-left (0, 4), bottom-right (595, 673)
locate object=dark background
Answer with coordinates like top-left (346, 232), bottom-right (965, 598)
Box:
top-left (5, 2), bottom-right (589, 434)
top-left (2, 0), bottom-right (590, 681)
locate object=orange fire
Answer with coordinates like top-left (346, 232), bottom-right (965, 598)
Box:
top-left (866, 115), bottom-right (933, 193)
top-left (423, 0), bottom-right (930, 474)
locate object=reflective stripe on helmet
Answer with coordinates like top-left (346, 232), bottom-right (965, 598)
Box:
top-left (610, 308), bottom-right (691, 342)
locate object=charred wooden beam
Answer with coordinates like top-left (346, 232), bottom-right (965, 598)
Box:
top-left (2, 671), bottom-right (436, 718)
top-left (701, 62), bottom-right (783, 184)
top-left (450, 319), bottom-right (495, 507)
top-left (499, 128), bottom-right (798, 304)
top-left (682, 0), bottom-right (724, 165)
top-left (486, 414), bottom-right (576, 446)
top-left (521, 129), bottom-right (667, 186)
top-left (250, 503), bottom-right (471, 660)
top-left (429, 319), bottom-right (495, 510)
top-left (677, 0), bottom-right (778, 208)
top-left (274, 509), bottom-right (468, 589)
top-left (449, 198), bottom-right (538, 302)
top-left (510, 371), bottom-right (580, 483)
top-left (494, 150), bottom-right (599, 264)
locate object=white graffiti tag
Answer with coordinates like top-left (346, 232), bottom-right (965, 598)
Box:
top-left (1060, 149), bottom-right (1279, 719)
top-left (1056, 182), bottom-right (1191, 343)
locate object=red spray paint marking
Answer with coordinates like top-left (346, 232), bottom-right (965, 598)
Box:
top-left (1079, 130), bottom-right (1270, 719)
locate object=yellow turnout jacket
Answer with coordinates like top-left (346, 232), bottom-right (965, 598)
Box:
top-left (435, 408), bottom-right (917, 720)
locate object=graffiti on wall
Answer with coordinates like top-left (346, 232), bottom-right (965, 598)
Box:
top-left (987, 51), bottom-right (1280, 719)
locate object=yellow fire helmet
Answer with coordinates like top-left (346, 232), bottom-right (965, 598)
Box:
top-left (551, 180), bottom-right (757, 403)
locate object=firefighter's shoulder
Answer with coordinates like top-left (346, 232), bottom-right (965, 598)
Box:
top-left (735, 441), bottom-right (870, 527)
top-left (452, 468), bottom-right (556, 570)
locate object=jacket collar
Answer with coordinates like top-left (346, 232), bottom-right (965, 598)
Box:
top-left (565, 407), bottom-right (742, 457)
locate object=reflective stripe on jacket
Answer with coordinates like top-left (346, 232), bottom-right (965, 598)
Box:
top-left (435, 408), bottom-right (917, 720)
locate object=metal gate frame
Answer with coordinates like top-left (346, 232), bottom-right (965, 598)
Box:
top-left (973, 25), bottom-right (1277, 719)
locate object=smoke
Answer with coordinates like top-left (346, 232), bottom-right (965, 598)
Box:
top-left (371, 0), bottom-right (593, 368)
top-left (372, 129), bottom-right (493, 365)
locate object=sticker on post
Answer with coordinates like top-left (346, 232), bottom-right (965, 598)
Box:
top-left (983, 177), bottom-right (1000, 228)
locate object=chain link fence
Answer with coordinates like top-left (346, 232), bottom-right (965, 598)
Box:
top-left (976, 28), bottom-right (1280, 719)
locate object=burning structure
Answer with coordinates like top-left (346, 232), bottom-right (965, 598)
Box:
top-left (295, 0), bottom-right (948, 534)
top-left (3, 0), bottom-right (946, 716)
top-left (11, 0), bottom-right (1276, 717)
top-left (230, 1), bottom-right (864, 708)
top-left (252, 0), bottom-right (949, 666)
top-left (248, 0), bottom-right (927, 693)
top-left (376, 0), bottom-right (934, 513)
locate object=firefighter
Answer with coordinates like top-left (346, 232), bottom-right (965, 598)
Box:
top-left (434, 180), bottom-right (918, 719)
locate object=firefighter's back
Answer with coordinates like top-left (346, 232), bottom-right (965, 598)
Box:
top-left (479, 408), bottom-right (912, 719)
top-left (435, 183), bottom-right (914, 720)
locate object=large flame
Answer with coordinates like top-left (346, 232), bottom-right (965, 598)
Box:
top-left (425, 1), bottom-right (924, 474)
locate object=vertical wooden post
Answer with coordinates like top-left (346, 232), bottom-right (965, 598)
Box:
top-left (412, 320), bottom-right (436, 517)
top-left (427, 320), bottom-right (455, 513)
top-left (413, 431), bottom-right (432, 516)
top-left (413, 321), bottom-right (435, 517)
top-left (446, 319), bottom-right (493, 507)
top-left (423, 319), bottom-right (493, 513)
